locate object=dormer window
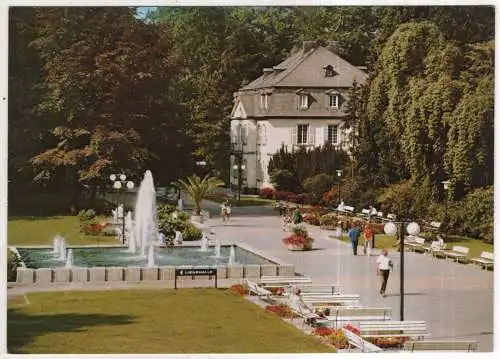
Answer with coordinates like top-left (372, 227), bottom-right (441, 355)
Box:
top-left (329, 94), bottom-right (339, 109)
top-left (260, 94), bottom-right (269, 110)
top-left (323, 65), bottom-right (338, 77)
top-left (296, 89), bottom-right (310, 110)
top-left (299, 94), bottom-right (308, 109)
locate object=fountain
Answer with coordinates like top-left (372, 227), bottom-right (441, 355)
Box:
top-left (53, 235), bottom-right (63, 254)
top-left (131, 170), bottom-right (158, 256)
top-left (214, 239), bottom-right (221, 259)
top-left (58, 238), bottom-right (66, 261)
top-left (65, 249), bottom-right (74, 268)
top-left (147, 245), bottom-right (155, 267)
top-left (228, 245), bottom-right (236, 265)
top-left (200, 233), bottom-right (209, 252)
top-left (125, 211), bottom-right (133, 245)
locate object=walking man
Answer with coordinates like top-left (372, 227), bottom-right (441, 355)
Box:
top-left (376, 249), bottom-right (394, 297)
top-left (347, 222), bottom-right (361, 256)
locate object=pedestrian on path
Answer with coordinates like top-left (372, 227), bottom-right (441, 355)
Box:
top-left (347, 222), bottom-right (361, 255)
top-left (376, 249), bottom-right (393, 297)
top-left (363, 222), bottom-right (374, 256)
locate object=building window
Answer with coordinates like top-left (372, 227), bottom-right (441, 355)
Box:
top-left (260, 94), bottom-right (269, 109)
top-left (327, 125), bottom-right (339, 145)
top-left (329, 94), bottom-right (339, 109)
top-left (299, 94), bottom-right (308, 109)
top-left (297, 124), bottom-right (309, 145)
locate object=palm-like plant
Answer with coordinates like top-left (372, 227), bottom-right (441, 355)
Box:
top-left (175, 174), bottom-right (224, 215)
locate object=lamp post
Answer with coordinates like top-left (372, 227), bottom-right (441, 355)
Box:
top-left (232, 161), bottom-right (246, 205)
top-left (383, 220), bottom-right (421, 321)
top-left (336, 170), bottom-right (343, 205)
top-left (442, 180), bottom-right (451, 241)
top-left (110, 174), bottom-right (134, 244)
top-left (195, 160), bottom-right (207, 177)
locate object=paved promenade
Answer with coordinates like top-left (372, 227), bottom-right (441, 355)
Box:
top-left (209, 209), bottom-right (494, 352)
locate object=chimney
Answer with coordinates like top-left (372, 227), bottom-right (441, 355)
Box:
top-left (327, 41), bottom-right (341, 54)
top-left (303, 40), bottom-right (318, 52)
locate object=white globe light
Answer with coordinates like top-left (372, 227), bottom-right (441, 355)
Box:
top-left (110, 174), bottom-right (116, 181)
top-left (113, 181), bottom-right (122, 189)
top-left (406, 222), bottom-right (421, 235)
top-left (126, 181), bottom-right (134, 189)
top-left (384, 222), bottom-right (397, 236)
top-left (119, 174), bottom-right (126, 181)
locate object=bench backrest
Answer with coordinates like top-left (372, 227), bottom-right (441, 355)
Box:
top-left (260, 276), bottom-right (312, 285)
top-left (430, 221), bottom-right (441, 229)
top-left (331, 307), bottom-right (392, 319)
top-left (344, 206), bottom-right (355, 213)
top-left (359, 320), bottom-right (427, 333)
top-left (451, 246), bottom-right (469, 255)
top-left (298, 284), bottom-right (342, 294)
top-left (406, 236), bottom-right (426, 245)
top-left (480, 251), bottom-right (494, 260)
top-left (403, 340), bottom-right (478, 352)
top-left (387, 213), bottom-right (397, 220)
top-left (377, 211), bottom-right (384, 217)
top-left (361, 209), bottom-right (370, 215)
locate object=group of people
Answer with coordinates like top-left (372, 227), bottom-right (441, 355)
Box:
top-left (346, 220), bottom-right (375, 256)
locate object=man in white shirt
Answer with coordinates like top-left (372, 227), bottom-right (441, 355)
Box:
top-left (376, 249), bottom-right (393, 297)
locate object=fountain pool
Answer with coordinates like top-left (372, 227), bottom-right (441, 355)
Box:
top-left (16, 245), bottom-right (275, 269)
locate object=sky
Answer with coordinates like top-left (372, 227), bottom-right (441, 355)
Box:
top-left (136, 6), bottom-right (157, 19)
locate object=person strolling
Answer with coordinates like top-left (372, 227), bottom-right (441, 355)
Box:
top-left (347, 222), bottom-right (361, 256)
top-left (376, 249), bottom-right (394, 297)
top-left (363, 222), bottom-right (374, 256)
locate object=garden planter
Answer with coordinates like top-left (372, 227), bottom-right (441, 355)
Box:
top-left (287, 243), bottom-right (312, 251)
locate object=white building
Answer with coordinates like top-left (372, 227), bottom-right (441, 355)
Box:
top-left (229, 41), bottom-right (367, 191)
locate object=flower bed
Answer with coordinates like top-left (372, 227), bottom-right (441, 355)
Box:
top-left (367, 336), bottom-right (408, 348)
top-left (265, 304), bottom-right (296, 318)
top-left (229, 284), bottom-right (248, 296)
top-left (312, 327), bottom-right (348, 349)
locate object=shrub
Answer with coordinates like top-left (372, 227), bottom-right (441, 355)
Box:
top-left (313, 327), bottom-right (335, 337)
top-left (327, 330), bottom-right (348, 349)
top-left (265, 304), bottom-right (296, 318)
top-left (182, 222), bottom-right (202, 241)
top-left (283, 227), bottom-right (314, 250)
top-left (7, 249), bottom-right (21, 282)
top-left (259, 187), bottom-right (276, 199)
top-left (78, 208), bottom-right (97, 222)
top-left (78, 209), bottom-right (103, 235)
top-left (229, 284), bottom-right (248, 296)
top-left (303, 213), bottom-right (321, 226)
top-left (269, 169), bottom-right (300, 192)
top-left (303, 174), bottom-right (335, 203)
top-left (319, 213), bottom-right (339, 227)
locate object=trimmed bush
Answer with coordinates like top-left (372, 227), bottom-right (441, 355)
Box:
top-left (8, 249), bottom-right (21, 282)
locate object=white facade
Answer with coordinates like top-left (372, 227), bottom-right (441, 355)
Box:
top-left (230, 117), bottom-right (350, 189)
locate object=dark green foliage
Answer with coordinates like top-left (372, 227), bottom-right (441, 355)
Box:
top-left (268, 144), bottom-right (348, 193)
top-left (302, 174), bottom-right (335, 203)
top-left (156, 204), bottom-right (201, 241)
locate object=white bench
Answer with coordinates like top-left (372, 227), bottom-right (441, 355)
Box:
top-left (260, 276), bottom-right (312, 288)
top-left (358, 320), bottom-right (429, 339)
top-left (297, 284), bottom-right (342, 295)
top-left (302, 294), bottom-right (360, 308)
top-left (326, 307), bottom-right (392, 328)
top-left (404, 235), bottom-right (429, 252)
top-left (387, 213), bottom-right (397, 220)
top-left (470, 251), bottom-right (494, 269)
top-left (442, 246), bottom-right (470, 262)
top-left (244, 279), bottom-right (279, 302)
top-left (360, 209), bottom-right (370, 216)
top-left (402, 340), bottom-right (478, 352)
top-left (337, 205), bottom-right (355, 213)
top-left (341, 328), bottom-right (383, 353)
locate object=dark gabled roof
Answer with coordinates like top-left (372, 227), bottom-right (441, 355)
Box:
top-left (239, 45), bottom-right (367, 91)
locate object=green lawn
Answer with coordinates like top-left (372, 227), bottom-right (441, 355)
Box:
top-left (331, 233), bottom-right (493, 258)
top-left (7, 289), bottom-right (334, 354)
top-left (204, 194), bottom-right (275, 207)
top-left (8, 216), bottom-right (119, 246)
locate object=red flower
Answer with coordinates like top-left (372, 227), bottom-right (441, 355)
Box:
top-left (313, 327), bottom-right (335, 336)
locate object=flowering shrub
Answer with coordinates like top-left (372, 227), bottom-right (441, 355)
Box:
top-left (303, 213), bottom-right (321, 226)
top-left (319, 213), bottom-right (339, 227)
top-left (313, 327), bottom-right (335, 336)
top-left (274, 191), bottom-right (296, 201)
top-left (229, 284), bottom-right (248, 296)
top-left (265, 304), bottom-right (296, 318)
top-left (83, 222), bottom-right (107, 235)
top-left (283, 225), bottom-right (314, 250)
top-left (259, 187), bottom-right (276, 199)
top-left (367, 336), bottom-right (408, 348)
top-left (327, 330), bottom-right (348, 349)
